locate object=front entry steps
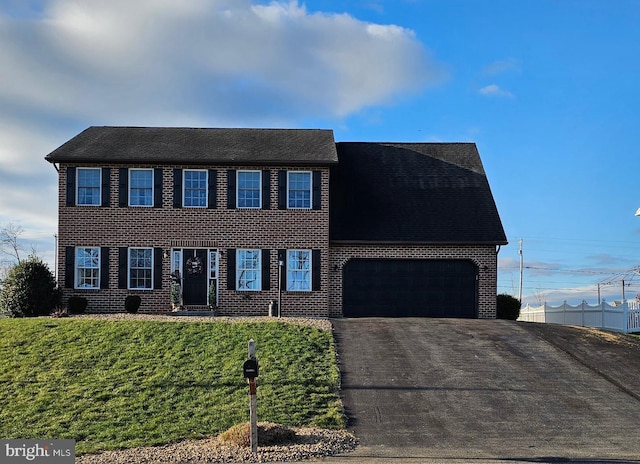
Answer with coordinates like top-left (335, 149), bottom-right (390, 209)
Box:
top-left (167, 306), bottom-right (217, 317)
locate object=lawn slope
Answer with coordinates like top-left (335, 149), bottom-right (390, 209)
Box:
top-left (0, 318), bottom-right (343, 454)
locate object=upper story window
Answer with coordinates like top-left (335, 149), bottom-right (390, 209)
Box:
top-left (75, 247), bottom-right (100, 289)
top-left (129, 247), bottom-right (153, 290)
top-left (77, 168), bottom-right (101, 206)
top-left (183, 170), bottom-right (208, 208)
top-left (236, 249), bottom-right (261, 291)
top-left (287, 172), bottom-right (312, 209)
top-left (129, 169), bottom-right (153, 207)
top-left (287, 249), bottom-right (311, 291)
top-left (237, 171), bottom-right (261, 208)
top-left (278, 170), bottom-right (320, 210)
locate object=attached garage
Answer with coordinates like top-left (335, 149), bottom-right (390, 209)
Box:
top-left (342, 259), bottom-right (478, 318)
top-left (330, 142), bottom-right (508, 319)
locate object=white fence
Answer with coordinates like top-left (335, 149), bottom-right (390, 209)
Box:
top-left (519, 300), bottom-right (640, 333)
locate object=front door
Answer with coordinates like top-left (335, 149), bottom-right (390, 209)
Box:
top-left (182, 249), bottom-right (208, 305)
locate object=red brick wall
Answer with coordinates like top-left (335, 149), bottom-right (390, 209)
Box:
top-left (57, 164), bottom-right (330, 316)
top-left (57, 163), bottom-right (499, 319)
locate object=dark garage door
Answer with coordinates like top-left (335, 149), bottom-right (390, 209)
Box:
top-left (343, 259), bottom-right (478, 318)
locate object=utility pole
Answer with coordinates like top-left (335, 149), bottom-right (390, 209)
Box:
top-left (518, 239), bottom-right (523, 302)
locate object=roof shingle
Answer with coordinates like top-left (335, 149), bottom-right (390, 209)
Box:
top-left (330, 142), bottom-right (508, 244)
top-left (45, 126), bottom-right (338, 165)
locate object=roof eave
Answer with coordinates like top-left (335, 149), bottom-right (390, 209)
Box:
top-left (330, 239), bottom-right (509, 246)
top-left (45, 157), bottom-right (339, 166)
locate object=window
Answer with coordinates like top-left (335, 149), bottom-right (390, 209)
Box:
top-left (288, 172), bottom-right (312, 209)
top-left (183, 170), bottom-right (207, 207)
top-left (236, 249), bottom-right (261, 291)
top-left (77, 168), bottom-right (101, 206)
top-left (129, 169), bottom-right (153, 206)
top-left (129, 248), bottom-right (153, 289)
top-left (75, 247), bottom-right (100, 288)
top-left (237, 171), bottom-right (261, 208)
top-left (171, 250), bottom-right (182, 275)
top-left (287, 250), bottom-right (311, 291)
top-left (209, 250), bottom-right (218, 280)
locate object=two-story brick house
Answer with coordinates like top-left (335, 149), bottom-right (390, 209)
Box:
top-left (45, 126), bottom-right (507, 318)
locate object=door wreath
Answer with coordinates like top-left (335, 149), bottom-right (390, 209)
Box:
top-left (186, 256), bottom-right (203, 275)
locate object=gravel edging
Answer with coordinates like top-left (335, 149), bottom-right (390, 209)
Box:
top-left (76, 427), bottom-right (357, 463)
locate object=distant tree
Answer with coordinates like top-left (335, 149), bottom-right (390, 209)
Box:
top-left (1, 223), bottom-right (26, 283)
top-left (0, 256), bottom-right (60, 317)
top-left (496, 293), bottom-right (521, 320)
top-left (0, 223), bottom-right (26, 264)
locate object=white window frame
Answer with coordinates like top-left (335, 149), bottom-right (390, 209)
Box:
top-left (76, 167), bottom-right (102, 206)
top-left (287, 171), bottom-right (312, 209)
top-left (237, 170), bottom-right (262, 209)
top-left (183, 169), bottom-right (208, 208)
top-left (209, 250), bottom-right (219, 307)
top-left (129, 168), bottom-right (154, 207)
top-left (171, 249), bottom-right (182, 275)
top-left (209, 250), bottom-right (218, 280)
top-left (128, 247), bottom-right (153, 290)
top-left (287, 249), bottom-right (312, 292)
top-left (236, 249), bottom-right (261, 291)
top-left (75, 246), bottom-right (100, 289)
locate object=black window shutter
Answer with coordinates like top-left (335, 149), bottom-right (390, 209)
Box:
top-left (312, 171), bottom-right (321, 210)
top-left (208, 169), bottom-right (217, 209)
top-left (66, 167), bottom-right (76, 207)
top-left (153, 248), bottom-right (163, 289)
top-left (278, 171), bottom-right (287, 209)
top-left (312, 249), bottom-right (321, 291)
top-left (262, 249), bottom-right (270, 290)
top-left (100, 247), bottom-right (109, 289)
top-left (227, 249), bottom-right (236, 290)
top-left (173, 169), bottom-right (182, 208)
top-left (154, 168), bottom-right (163, 208)
top-left (119, 168), bottom-right (128, 207)
top-left (262, 170), bottom-right (270, 210)
top-left (278, 249), bottom-right (287, 291)
top-left (65, 246), bottom-right (75, 288)
top-left (118, 247), bottom-right (128, 289)
top-left (227, 170), bottom-right (236, 209)
top-left (101, 168), bottom-right (111, 207)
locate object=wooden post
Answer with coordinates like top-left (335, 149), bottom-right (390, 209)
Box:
top-left (249, 377), bottom-right (257, 453)
top-left (247, 339), bottom-right (257, 454)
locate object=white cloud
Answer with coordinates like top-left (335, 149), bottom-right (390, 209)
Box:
top-left (0, 0), bottom-right (444, 123)
top-left (482, 58), bottom-right (520, 76)
top-left (0, 0), bottom-right (447, 240)
top-left (520, 283), bottom-right (635, 307)
top-left (479, 84), bottom-right (513, 98)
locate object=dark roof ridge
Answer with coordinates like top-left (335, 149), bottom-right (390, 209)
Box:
top-left (337, 141), bottom-right (476, 145)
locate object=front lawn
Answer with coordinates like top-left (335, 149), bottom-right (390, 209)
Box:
top-left (0, 318), bottom-right (344, 454)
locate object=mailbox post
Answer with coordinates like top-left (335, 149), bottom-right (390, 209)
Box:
top-left (243, 339), bottom-right (259, 454)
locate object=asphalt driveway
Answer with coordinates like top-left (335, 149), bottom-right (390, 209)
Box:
top-left (328, 318), bottom-right (640, 463)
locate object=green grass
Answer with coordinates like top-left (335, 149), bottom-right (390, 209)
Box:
top-left (0, 318), bottom-right (344, 454)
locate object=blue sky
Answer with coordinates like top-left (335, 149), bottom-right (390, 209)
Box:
top-left (1, 0), bottom-right (639, 306)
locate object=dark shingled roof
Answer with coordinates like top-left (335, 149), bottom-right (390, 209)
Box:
top-left (45, 126), bottom-right (338, 165)
top-left (330, 142), bottom-right (508, 244)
